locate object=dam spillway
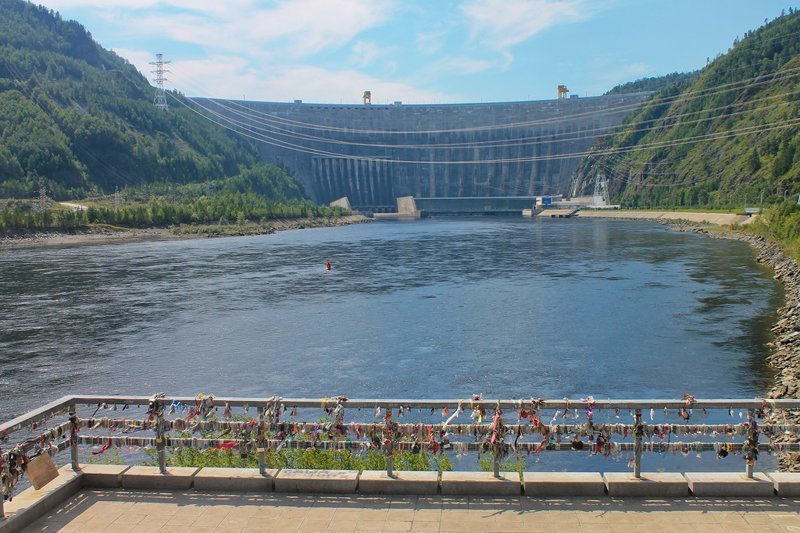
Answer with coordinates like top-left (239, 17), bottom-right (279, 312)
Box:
top-left (191, 93), bottom-right (652, 210)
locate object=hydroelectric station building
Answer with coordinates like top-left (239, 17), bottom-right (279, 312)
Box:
top-left (191, 93), bottom-right (651, 211)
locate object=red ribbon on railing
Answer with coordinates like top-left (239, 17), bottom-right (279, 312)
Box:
top-left (91, 437), bottom-right (112, 455)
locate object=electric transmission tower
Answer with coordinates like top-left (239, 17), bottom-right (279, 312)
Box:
top-left (149, 53), bottom-right (171, 111)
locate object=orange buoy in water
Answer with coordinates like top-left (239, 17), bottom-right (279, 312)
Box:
top-left (326, 259), bottom-right (332, 271)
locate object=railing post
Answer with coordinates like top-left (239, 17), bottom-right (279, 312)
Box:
top-left (258, 407), bottom-right (267, 476)
top-left (384, 409), bottom-right (394, 477)
top-left (1, 480), bottom-right (5, 519)
top-left (153, 399), bottom-right (166, 474)
top-left (633, 408), bottom-right (643, 479)
top-left (69, 403), bottom-right (79, 471)
top-left (745, 408), bottom-right (756, 479)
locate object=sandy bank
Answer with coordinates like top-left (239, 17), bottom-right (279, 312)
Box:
top-left (576, 210), bottom-right (754, 225)
top-left (0, 215), bottom-right (370, 250)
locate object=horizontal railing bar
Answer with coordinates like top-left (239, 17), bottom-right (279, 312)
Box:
top-left (66, 395), bottom-right (800, 410)
top-left (76, 417), bottom-right (800, 435)
top-left (0, 396), bottom-right (73, 434)
top-left (74, 435), bottom-right (800, 453)
top-left (0, 421), bottom-right (73, 460)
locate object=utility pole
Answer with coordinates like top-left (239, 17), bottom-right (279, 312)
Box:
top-left (149, 53), bottom-right (171, 111)
top-left (114, 186), bottom-right (121, 211)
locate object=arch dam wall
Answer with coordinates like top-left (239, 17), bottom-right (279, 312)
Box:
top-left (194, 93), bottom-right (651, 210)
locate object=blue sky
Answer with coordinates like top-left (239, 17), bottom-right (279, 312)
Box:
top-left (39, 0), bottom-right (800, 104)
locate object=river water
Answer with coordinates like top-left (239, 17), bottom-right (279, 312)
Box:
top-left (0, 218), bottom-right (784, 471)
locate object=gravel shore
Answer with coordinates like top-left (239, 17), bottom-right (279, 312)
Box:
top-left (0, 215), bottom-right (370, 250)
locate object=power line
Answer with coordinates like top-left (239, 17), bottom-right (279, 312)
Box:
top-left (183, 87), bottom-right (800, 152)
top-left (171, 63), bottom-right (800, 136)
top-left (170, 90), bottom-right (800, 165)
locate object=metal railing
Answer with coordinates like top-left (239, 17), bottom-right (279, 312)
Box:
top-left (2, 394), bottom-right (800, 519)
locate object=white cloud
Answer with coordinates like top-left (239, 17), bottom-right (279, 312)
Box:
top-left (153, 53), bottom-right (454, 104)
top-left (597, 61), bottom-right (653, 87)
top-left (416, 30), bottom-right (447, 55)
top-left (111, 47), bottom-right (157, 77)
top-left (45, 0), bottom-right (396, 59)
top-left (460, 0), bottom-right (591, 50)
top-left (351, 41), bottom-right (381, 67)
top-left (435, 56), bottom-right (495, 75)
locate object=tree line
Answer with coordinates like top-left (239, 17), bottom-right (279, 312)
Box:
top-left (0, 194), bottom-right (349, 232)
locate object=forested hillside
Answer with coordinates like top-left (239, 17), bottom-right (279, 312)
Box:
top-left (0, 0), bottom-right (304, 201)
top-left (606, 71), bottom-right (700, 95)
top-left (580, 10), bottom-right (800, 208)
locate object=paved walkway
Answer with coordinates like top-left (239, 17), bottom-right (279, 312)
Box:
top-left (23, 490), bottom-right (800, 532)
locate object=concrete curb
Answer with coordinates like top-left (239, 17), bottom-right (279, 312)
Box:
top-left (766, 472), bottom-right (800, 496)
top-left (604, 472), bottom-right (689, 497)
top-left (358, 470), bottom-right (439, 495)
top-left (121, 466), bottom-right (200, 490)
top-left (3, 468), bottom-right (800, 531)
top-left (686, 472), bottom-right (775, 497)
top-left (440, 471), bottom-right (521, 496)
top-left (274, 469), bottom-right (359, 493)
top-left (193, 467), bottom-right (277, 492)
top-left (524, 472), bottom-right (605, 496)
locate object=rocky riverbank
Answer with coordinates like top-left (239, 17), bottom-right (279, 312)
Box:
top-left (671, 222), bottom-right (800, 470)
top-left (0, 215), bottom-right (371, 249)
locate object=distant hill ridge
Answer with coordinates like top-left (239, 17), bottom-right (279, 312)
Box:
top-left (579, 9), bottom-right (800, 208)
top-left (0, 0), bottom-right (305, 201)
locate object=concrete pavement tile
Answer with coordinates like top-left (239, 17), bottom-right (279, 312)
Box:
top-left (300, 519), bottom-right (335, 531)
top-left (84, 512), bottom-right (122, 526)
top-left (693, 526), bottom-right (749, 533)
top-left (741, 511), bottom-right (779, 524)
top-left (437, 516), bottom-right (473, 528)
top-left (607, 525), bottom-right (643, 533)
top-left (769, 513), bottom-right (800, 525)
top-left (579, 527), bottom-right (613, 533)
top-left (410, 521), bottom-right (441, 532)
top-left (412, 509), bottom-right (442, 522)
top-left (165, 513), bottom-right (197, 526)
top-left (192, 515), bottom-right (227, 529)
top-left (383, 521), bottom-right (412, 532)
top-left (354, 521), bottom-right (386, 531)
top-left (111, 512), bottom-right (146, 525)
top-left (387, 509), bottom-right (416, 521)
top-left (326, 520), bottom-right (359, 531)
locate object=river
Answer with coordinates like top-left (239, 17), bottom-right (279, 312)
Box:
top-left (0, 218), bottom-right (783, 471)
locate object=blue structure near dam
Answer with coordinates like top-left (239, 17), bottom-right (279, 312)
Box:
top-left (191, 93), bottom-right (651, 211)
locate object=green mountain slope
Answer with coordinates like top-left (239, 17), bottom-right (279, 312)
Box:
top-left (0, 0), bottom-right (304, 201)
top-left (579, 10), bottom-right (800, 208)
top-left (606, 71), bottom-right (700, 95)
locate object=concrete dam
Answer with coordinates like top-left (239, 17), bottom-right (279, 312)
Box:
top-left (191, 93), bottom-right (651, 211)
